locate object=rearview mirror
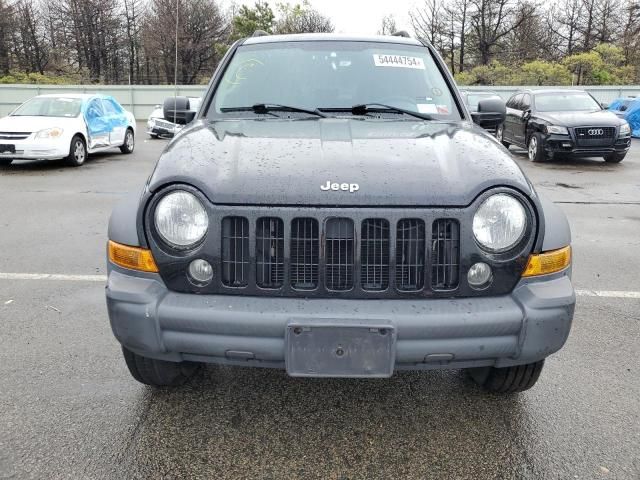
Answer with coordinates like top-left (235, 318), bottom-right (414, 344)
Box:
top-left (471, 98), bottom-right (506, 129)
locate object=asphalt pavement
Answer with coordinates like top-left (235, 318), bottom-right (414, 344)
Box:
top-left (0, 127), bottom-right (639, 479)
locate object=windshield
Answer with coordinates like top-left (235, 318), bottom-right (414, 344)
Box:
top-left (12, 97), bottom-right (83, 117)
top-left (534, 92), bottom-right (601, 112)
top-left (209, 41), bottom-right (461, 120)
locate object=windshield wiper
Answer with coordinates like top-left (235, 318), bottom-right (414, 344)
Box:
top-left (220, 103), bottom-right (329, 118)
top-left (321, 103), bottom-right (432, 120)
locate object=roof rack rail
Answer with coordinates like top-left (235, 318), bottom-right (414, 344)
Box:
top-left (391, 31), bottom-right (410, 38)
top-left (252, 30), bottom-right (270, 37)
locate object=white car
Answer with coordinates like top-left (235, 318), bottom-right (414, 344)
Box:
top-left (0, 94), bottom-right (136, 167)
top-left (147, 96), bottom-right (201, 138)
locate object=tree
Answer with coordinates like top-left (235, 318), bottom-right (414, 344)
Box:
top-left (0, 0), bottom-right (15, 75)
top-left (274, 1), bottom-right (333, 34)
top-left (469, 0), bottom-right (536, 65)
top-left (232, 2), bottom-right (275, 40)
top-left (410, 0), bottom-right (445, 50)
top-left (519, 60), bottom-right (572, 85)
top-left (378, 14), bottom-right (397, 36)
top-left (144, 0), bottom-right (229, 84)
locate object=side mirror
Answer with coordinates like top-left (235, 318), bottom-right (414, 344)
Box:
top-left (600, 102), bottom-right (608, 109)
top-left (472, 98), bottom-right (506, 129)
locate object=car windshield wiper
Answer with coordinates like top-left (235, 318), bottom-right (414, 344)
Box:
top-left (320, 103), bottom-right (433, 121)
top-left (220, 103), bottom-right (329, 118)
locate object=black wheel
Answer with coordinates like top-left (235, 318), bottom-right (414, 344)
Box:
top-left (64, 135), bottom-right (87, 167)
top-left (603, 152), bottom-right (626, 163)
top-left (496, 124), bottom-right (510, 148)
top-left (120, 128), bottom-right (135, 154)
top-left (0, 158), bottom-right (13, 166)
top-left (468, 360), bottom-right (545, 393)
top-left (122, 347), bottom-right (200, 387)
top-left (527, 132), bottom-right (547, 162)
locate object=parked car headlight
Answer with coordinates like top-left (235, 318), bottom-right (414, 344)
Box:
top-left (473, 194), bottom-right (527, 252)
top-left (619, 123), bottom-right (631, 136)
top-left (545, 125), bottom-right (568, 135)
top-left (154, 191), bottom-right (208, 248)
top-left (35, 127), bottom-right (64, 139)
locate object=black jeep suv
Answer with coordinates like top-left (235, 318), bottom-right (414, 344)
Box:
top-left (106, 34), bottom-right (575, 393)
top-left (497, 89), bottom-right (631, 163)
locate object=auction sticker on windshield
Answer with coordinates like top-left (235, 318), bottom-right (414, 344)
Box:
top-left (373, 54), bottom-right (425, 70)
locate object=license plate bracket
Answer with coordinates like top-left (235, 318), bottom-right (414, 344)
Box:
top-left (285, 319), bottom-right (396, 378)
top-left (0, 144), bottom-right (15, 154)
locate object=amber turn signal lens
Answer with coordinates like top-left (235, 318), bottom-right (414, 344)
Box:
top-left (522, 246), bottom-right (571, 277)
top-left (108, 240), bottom-right (158, 273)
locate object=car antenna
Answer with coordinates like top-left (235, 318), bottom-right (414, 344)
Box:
top-left (252, 30), bottom-right (270, 37)
top-left (391, 31), bottom-right (410, 38)
top-left (173, 0), bottom-right (179, 125)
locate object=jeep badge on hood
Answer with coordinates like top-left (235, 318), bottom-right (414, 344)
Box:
top-left (320, 181), bottom-right (360, 193)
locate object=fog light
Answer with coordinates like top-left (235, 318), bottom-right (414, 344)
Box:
top-left (188, 259), bottom-right (213, 285)
top-left (468, 262), bottom-right (492, 288)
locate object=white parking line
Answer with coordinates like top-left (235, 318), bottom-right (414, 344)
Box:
top-left (0, 272), bottom-right (107, 282)
top-left (0, 272), bottom-right (639, 300)
top-left (574, 289), bottom-right (640, 299)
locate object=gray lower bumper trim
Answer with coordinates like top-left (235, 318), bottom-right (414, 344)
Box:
top-left (106, 268), bottom-right (575, 370)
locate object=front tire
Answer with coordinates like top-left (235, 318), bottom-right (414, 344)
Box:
top-left (468, 360), bottom-right (545, 393)
top-left (527, 133), bottom-right (547, 162)
top-left (122, 347), bottom-right (200, 387)
top-left (64, 135), bottom-right (87, 167)
top-left (496, 124), bottom-right (510, 148)
top-left (603, 152), bottom-right (626, 163)
top-left (120, 128), bottom-right (135, 154)
top-left (0, 158), bottom-right (13, 166)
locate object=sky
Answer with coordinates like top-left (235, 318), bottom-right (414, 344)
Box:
top-left (224, 0), bottom-right (421, 36)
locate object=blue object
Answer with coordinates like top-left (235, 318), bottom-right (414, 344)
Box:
top-left (608, 97), bottom-right (640, 138)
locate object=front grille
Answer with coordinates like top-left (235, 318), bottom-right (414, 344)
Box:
top-left (325, 218), bottom-right (355, 291)
top-left (431, 219), bottom-right (460, 290)
top-left (221, 216), bottom-right (249, 287)
top-left (215, 214), bottom-right (461, 295)
top-left (256, 217), bottom-right (284, 288)
top-left (574, 127), bottom-right (616, 147)
top-left (0, 132), bottom-right (30, 140)
top-left (361, 219), bottom-right (390, 291)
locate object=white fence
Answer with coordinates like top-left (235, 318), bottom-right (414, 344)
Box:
top-left (0, 84), bottom-right (639, 119)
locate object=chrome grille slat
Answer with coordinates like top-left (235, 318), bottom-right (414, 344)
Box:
top-left (0, 132), bottom-right (31, 140)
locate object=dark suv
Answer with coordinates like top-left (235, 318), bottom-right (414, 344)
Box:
top-left (497, 89), bottom-right (631, 163)
top-left (106, 34), bottom-right (575, 393)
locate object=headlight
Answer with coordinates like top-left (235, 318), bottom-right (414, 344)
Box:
top-left (545, 125), bottom-right (568, 135)
top-left (473, 194), bottom-right (527, 252)
top-left (620, 123), bottom-right (631, 136)
top-left (154, 191), bottom-right (208, 248)
top-left (35, 127), bottom-right (64, 139)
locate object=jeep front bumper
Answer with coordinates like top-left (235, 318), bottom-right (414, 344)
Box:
top-left (106, 267), bottom-right (575, 372)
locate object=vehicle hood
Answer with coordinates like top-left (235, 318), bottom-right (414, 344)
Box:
top-left (0, 115), bottom-right (82, 133)
top-left (147, 118), bottom-right (533, 207)
top-left (536, 110), bottom-right (624, 127)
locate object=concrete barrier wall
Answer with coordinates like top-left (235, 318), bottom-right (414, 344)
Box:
top-left (0, 84), bottom-right (638, 119)
top-left (0, 84), bottom-right (207, 120)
